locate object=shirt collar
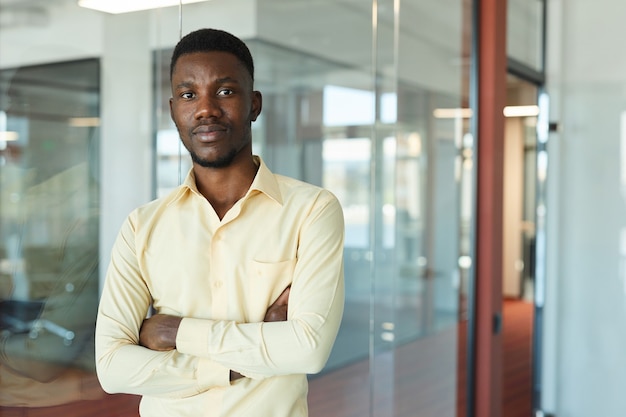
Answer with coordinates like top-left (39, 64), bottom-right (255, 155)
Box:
top-left (172, 155), bottom-right (283, 205)
top-left (249, 156), bottom-right (283, 205)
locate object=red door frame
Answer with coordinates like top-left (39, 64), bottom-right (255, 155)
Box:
top-left (473, 0), bottom-right (507, 415)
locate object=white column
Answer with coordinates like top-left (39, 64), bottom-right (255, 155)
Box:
top-left (99, 13), bottom-right (154, 291)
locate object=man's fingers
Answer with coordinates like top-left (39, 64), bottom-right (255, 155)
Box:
top-left (264, 286), bottom-right (291, 322)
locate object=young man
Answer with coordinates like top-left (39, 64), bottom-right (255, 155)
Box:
top-left (95, 28), bottom-right (345, 416)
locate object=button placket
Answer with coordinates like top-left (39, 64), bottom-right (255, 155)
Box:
top-left (210, 228), bottom-right (227, 318)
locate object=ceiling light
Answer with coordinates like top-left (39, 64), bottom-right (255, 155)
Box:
top-left (0, 111), bottom-right (17, 141)
top-left (503, 105), bottom-right (540, 118)
top-left (433, 108), bottom-right (473, 119)
top-left (77, 0), bottom-right (209, 14)
top-left (69, 117), bottom-right (101, 127)
top-left (433, 105), bottom-right (541, 119)
top-left (0, 131), bottom-right (19, 141)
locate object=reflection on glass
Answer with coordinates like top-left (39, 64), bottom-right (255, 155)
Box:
top-left (156, 129), bottom-right (191, 197)
top-left (323, 86), bottom-right (375, 127)
top-left (0, 59), bottom-right (101, 407)
top-left (323, 138), bottom-right (370, 249)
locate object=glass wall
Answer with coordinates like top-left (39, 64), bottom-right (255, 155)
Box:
top-left (0, 0), bottom-right (473, 415)
top-left (507, 0), bottom-right (545, 71)
top-left (0, 57), bottom-right (101, 407)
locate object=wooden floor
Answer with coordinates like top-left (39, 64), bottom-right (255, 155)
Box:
top-left (308, 300), bottom-right (533, 417)
top-left (501, 299), bottom-right (534, 417)
top-left (0, 300), bottom-right (533, 417)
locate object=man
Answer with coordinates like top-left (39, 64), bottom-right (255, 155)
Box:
top-left (95, 28), bottom-right (345, 416)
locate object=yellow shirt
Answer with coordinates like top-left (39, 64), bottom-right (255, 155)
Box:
top-left (95, 156), bottom-right (345, 417)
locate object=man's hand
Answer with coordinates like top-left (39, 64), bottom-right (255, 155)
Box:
top-left (264, 286), bottom-right (290, 322)
top-left (139, 314), bottom-right (182, 351)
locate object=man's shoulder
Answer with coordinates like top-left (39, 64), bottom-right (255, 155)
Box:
top-left (274, 173), bottom-right (319, 189)
top-left (273, 174), bottom-right (339, 207)
top-left (274, 174), bottom-right (326, 196)
top-left (130, 186), bottom-right (186, 219)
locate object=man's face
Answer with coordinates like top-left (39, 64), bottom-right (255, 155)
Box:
top-left (169, 51), bottom-right (262, 168)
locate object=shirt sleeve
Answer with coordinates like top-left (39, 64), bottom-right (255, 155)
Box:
top-left (175, 190), bottom-right (345, 378)
top-left (95, 213), bottom-right (231, 398)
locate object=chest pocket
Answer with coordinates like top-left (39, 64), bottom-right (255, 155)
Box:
top-left (248, 259), bottom-right (296, 322)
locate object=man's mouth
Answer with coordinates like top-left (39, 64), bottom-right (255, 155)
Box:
top-left (192, 124), bottom-right (226, 141)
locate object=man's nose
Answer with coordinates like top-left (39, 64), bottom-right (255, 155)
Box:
top-left (195, 95), bottom-right (222, 119)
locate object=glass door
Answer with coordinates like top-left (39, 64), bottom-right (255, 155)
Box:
top-left (501, 74), bottom-right (540, 417)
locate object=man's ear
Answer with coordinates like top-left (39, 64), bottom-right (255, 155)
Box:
top-left (169, 97), bottom-right (174, 120)
top-left (251, 91), bottom-right (262, 122)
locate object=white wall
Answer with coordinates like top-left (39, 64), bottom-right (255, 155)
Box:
top-left (544, 0), bottom-right (626, 415)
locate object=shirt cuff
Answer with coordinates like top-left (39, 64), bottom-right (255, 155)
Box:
top-left (176, 317), bottom-right (212, 357)
top-left (177, 318), bottom-right (231, 389)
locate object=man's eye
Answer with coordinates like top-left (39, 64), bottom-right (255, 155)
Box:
top-left (217, 88), bottom-right (234, 96)
top-left (181, 92), bottom-right (194, 99)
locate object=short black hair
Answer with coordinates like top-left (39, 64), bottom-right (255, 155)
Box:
top-left (170, 28), bottom-right (254, 81)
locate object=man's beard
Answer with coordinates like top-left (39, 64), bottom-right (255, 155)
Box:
top-left (189, 148), bottom-right (238, 168)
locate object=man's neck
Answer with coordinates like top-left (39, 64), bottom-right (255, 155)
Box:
top-left (193, 156), bottom-right (259, 220)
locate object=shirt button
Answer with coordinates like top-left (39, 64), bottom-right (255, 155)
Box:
top-left (213, 280), bottom-right (223, 289)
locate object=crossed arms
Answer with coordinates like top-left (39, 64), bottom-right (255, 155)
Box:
top-left (138, 286), bottom-right (291, 381)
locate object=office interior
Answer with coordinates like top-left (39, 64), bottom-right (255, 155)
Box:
top-left (0, 0), bottom-right (623, 416)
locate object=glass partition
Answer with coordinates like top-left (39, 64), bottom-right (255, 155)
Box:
top-left (253, 1), bottom-right (472, 416)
